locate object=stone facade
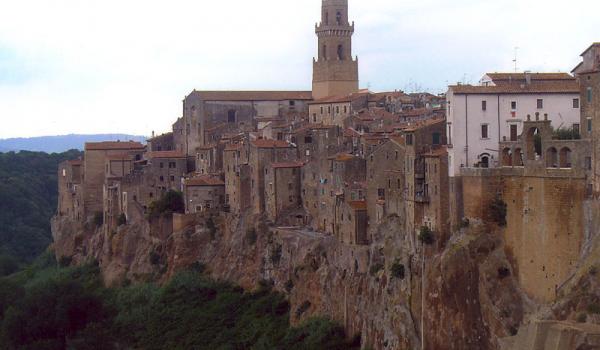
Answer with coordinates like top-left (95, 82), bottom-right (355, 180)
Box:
top-left (264, 162), bottom-right (303, 224)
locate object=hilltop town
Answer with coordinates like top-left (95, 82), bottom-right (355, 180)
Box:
top-left (52, 1), bottom-right (600, 349)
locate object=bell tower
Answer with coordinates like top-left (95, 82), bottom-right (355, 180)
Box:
top-left (312, 0), bottom-right (359, 99)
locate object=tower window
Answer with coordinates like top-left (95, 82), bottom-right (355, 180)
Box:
top-left (337, 45), bottom-right (344, 60)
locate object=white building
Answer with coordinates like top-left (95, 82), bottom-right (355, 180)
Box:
top-left (446, 73), bottom-right (581, 176)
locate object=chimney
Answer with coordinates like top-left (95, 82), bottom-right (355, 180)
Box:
top-left (525, 71), bottom-right (532, 86)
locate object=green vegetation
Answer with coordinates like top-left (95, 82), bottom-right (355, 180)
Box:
top-left (0, 150), bottom-right (82, 271)
top-left (489, 196), bottom-right (508, 227)
top-left (553, 126), bottom-right (581, 140)
top-left (418, 226), bottom-right (435, 245)
top-left (0, 252), bottom-right (360, 349)
top-left (147, 190), bottom-right (185, 220)
top-left (390, 259), bottom-right (405, 279)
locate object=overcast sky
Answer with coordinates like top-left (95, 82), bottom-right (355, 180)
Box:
top-left (0, 0), bottom-right (598, 138)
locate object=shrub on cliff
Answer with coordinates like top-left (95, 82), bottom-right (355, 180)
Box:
top-left (147, 190), bottom-right (184, 220)
top-left (489, 196), bottom-right (507, 227)
top-left (418, 226), bottom-right (434, 245)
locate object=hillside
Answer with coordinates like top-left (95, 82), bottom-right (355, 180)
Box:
top-left (0, 150), bottom-right (82, 275)
top-left (0, 134), bottom-right (146, 153)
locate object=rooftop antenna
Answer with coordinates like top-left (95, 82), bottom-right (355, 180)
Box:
top-left (513, 47), bottom-right (520, 72)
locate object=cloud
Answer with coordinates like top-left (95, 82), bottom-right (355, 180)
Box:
top-left (0, 0), bottom-right (598, 138)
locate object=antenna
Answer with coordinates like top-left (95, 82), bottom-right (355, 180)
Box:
top-left (513, 47), bottom-right (520, 72)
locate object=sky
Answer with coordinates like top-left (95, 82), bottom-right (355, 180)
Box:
top-left (0, 0), bottom-right (598, 139)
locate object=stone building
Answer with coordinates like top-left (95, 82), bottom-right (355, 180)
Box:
top-left (146, 151), bottom-right (188, 193)
top-left (446, 73), bottom-right (581, 177)
top-left (264, 162), bottom-right (304, 224)
top-left (249, 139), bottom-right (298, 215)
top-left (224, 143), bottom-right (251, 214)
top-left (572, 42), bottom-right (600, 195)
top-left (366, 137), bottom-right (406, 229)
top-left (312, 0), bottom-right (359, 99)
top-left (183, 175), bottom-right (226, 213)
top-left (176, 91), bottom-right (312, 156)
top-left (83, 141), bottom-right (145, 216)
top-left (336, 200), bottom-right (368, 245)
top-left (57, 159), bottom-right (84, 221)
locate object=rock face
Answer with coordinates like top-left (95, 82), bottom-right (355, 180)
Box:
top-left (56, 211), bottom-right (599, 349)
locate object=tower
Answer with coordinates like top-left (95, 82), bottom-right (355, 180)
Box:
top-left (312, 0), bottom-right (359, 99)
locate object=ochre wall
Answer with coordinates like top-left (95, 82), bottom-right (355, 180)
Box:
top-left (503, 176), bottom-right (585, 302)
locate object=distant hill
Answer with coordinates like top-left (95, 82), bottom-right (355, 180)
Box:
top-left (0, 134), bottom-right (147, 153)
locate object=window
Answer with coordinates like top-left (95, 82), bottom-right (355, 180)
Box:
top-left (481, 124), bottom-right (489, 139)
top-left (510, 124), bottom-right (518, 141)
top-left (588, 87), bottom-right (593, 103)
top-left (537, 99), bottom-right (544, 109)
top-left (511, 101), bottom-right (517, 110)
top-left (573, 98), bottom-right (580, 108)
top-left (481, 100), bottom-right (487, 111)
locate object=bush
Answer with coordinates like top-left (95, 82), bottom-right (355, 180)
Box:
top-left (390, 260), bottom-right (405, 279)
top-left (418, 226), bottom-right (434, 245)
top-left (117, 213), bottom-right (127, 226)
top-left (489, 196), bottom-right (507, 226)
top-left (369, 263), bottom-right (384, 276)
top-left (147, 190), bottom-right (184, 220)
top-left (93, 212), bottom-right (104, 227)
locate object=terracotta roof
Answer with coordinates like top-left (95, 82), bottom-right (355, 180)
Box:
top-left (185, 176), bottom-right (225, 187)
top-left (147, 151), bottom-right (186, 159)
top-left (348, 201), bottom-right (367, 210)
top-left (189, 90), bottom-right (313, 101)
top-left (327, 153), bottom-right (356, 162)
top-left (251, 139), bottom-right (293, 149)
top-left (485, 72), bottom-right (574, 82)
top-left (85, 141), bottom-right (145, 151)
top-left (450, 80), bottom-right (579, 94)
top-left (271, 161), bottom-right (304, 169)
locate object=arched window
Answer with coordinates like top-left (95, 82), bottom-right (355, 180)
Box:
top-left (546, 147), bottom-right (558, 168)
top-left (526, 127), bottom-right (542, 160)
top-left (559, 147), bottom-right (572, 168)
top-left (479, 153), bottom-right (490, 168)
top-left (337, 45), bottom-right (343, 60)
top-left (336, 11), bottom-right (342, 25)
